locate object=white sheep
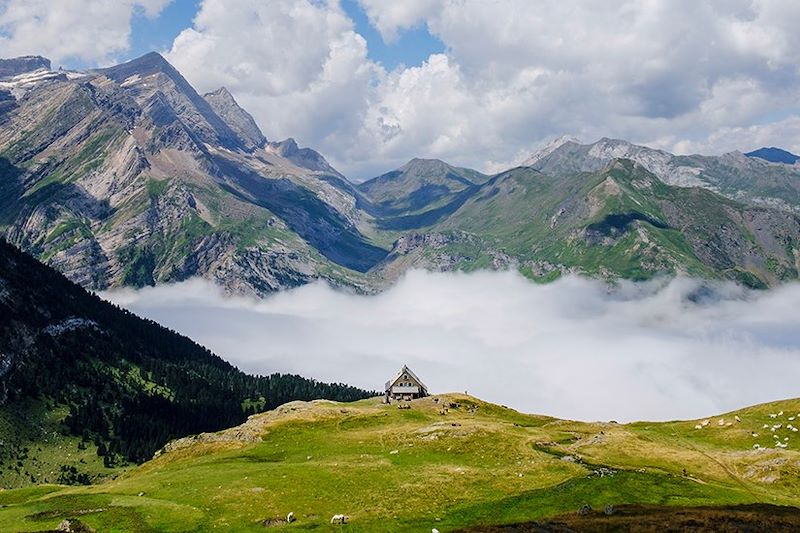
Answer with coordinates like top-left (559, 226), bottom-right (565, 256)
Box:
top-left (694, 424), bottom-right (703, 430)
top-left (734, 415), bottom-right (741, 422)
top-left (287, 512), bottom-right (295, 523)
top-left (330, 514), bottom-right (348, 524)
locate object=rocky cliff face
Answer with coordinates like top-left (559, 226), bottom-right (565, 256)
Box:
top-left (0, 56), bottom-right (51, 78)
top-left (203, 87), bottom-right (267, 150)
top-left (0, 53), bottom-right (384, 296)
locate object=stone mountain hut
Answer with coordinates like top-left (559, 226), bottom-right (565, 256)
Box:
top-left (385, 365), bottom-right (428, 402)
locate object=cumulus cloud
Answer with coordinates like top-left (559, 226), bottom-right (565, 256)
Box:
top-left (165, 0), bottom-right (380, 159)
top-left (104, 271), bottom-right (800, 423)
top-left (158, 0), bottom-right (800, 178)
top-left (0, 0), bottom-right (172, 65)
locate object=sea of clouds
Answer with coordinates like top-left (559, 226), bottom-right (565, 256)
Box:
top-left (104, 271), bottom-right (800, 422)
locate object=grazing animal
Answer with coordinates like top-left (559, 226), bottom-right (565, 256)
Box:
top-left (578, 504), bottom-right (593, 516)
top-left (287, 512), bottom-right (295, 523)
top-left (331, 514), bottom-right (348, 524)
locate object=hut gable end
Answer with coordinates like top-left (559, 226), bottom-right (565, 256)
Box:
top-left (384, 365), bottom-right (428, 401)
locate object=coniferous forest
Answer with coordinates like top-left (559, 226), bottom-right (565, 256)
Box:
top-left (0, 239), bottom-right (373, 471)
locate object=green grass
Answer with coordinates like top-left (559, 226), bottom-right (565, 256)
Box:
top-left (1, 395), bottom-right (799, 532)
top-left (0, 399), bottom-right (126, 490)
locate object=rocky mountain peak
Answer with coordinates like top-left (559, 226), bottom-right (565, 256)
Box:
top-left (102, 51), bottom-right (175, 81)
top-left (267, 138), bottom-right (341, 176)
top-left (522, 135), bottom-right (582, 166)
top-left (0, 56), bottom-right (51, 79)
top-left (203, 86), bottom-right (267, 150)
top-left (745, 147), bottom-right (800, 165)
top-left (400, 158), bottom-right (449, 174)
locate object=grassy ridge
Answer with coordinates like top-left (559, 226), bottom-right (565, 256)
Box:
top-left (1, 394), bottom-right (799, 532)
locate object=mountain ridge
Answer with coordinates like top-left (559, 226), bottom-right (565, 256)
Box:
top-left (746, 146), bottom-right (800, 165)
top-left (2, 52), bottom-right (800, 294)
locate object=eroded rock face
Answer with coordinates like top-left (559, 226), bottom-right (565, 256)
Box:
top-left (0, 52), bottom-right (382, 297)
top-left (0, 56), bottom-right (51, 79)
top-left (203, 87), bottom-right (266, 150)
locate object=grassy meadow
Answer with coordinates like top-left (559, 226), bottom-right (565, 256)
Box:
top-left (1, 394), bottom-right (799, 532)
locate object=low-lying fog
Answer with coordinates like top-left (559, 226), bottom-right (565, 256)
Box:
top-left (104, 271), bottom-right (800, 422)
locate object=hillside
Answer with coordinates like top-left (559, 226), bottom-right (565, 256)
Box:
top-left (0, 239), bottom-right (371, 488)
top-left (358, 158), bottom-right (490, 229)
top-left (1, 393), bottom-right (799, 531)
top-left (378, 160), bottom-right (800, 288)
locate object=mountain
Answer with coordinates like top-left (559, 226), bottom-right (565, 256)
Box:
top-left (2, 51), bottom-right (799, 294)
top-left (0, 239), bottom-right (371, 488)
top-left (746, 147), bottom-right (800, 165)
top-left (2, 393), bottom-right (798, 531)
top-left (379, 160), bottom-right (800, 288)
top-left (358, 158), bottom-right (491, 229)
top-left (0, 55), bottom-right (51, 78)
top-left (0, 52), bottom-right (386, 296)
top-left (202, 86), bottom-right (267, 151)
top-left (525, 137), bottom-right (800, 213)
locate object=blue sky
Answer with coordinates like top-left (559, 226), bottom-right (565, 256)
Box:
top-left (3, 0), bottom-right (797, 176)
top-left (124, 0), bottom-right (444, 71)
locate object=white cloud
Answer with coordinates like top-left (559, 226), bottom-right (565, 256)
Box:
top-left (0, 0), bottom-right (172, 66)
top-left (160, 0), bottom-right (800, 178)
top-left (165, 0), bottom-right (380, 158)
top-left (104, 272), bottom-right (800, 423)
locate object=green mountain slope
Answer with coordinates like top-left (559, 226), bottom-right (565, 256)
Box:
top-left (358, 158), bottom-right (490, 228)
top-left (378, 160), bottom-right (800, 287)
top-left (0, 239), bottom-right (371, 488)
top-left (1, 394), bottom-right (798, 531)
